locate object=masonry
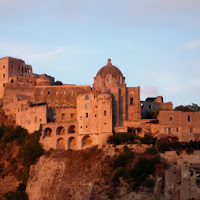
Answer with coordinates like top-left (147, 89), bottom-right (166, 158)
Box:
top-left (0, 56), bottom-right (200, 150)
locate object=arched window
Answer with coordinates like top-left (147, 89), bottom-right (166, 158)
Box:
top-left (85, 95), bottom-right (89, 100)
top-left (85, 104), bottom-right (89, 109)
top-left (82, 135), bottom-right (92, 148)
top-left (57, 138), bottom-right (65, 149)
top-left (44, 128), bottom-right (53, 137)
top-left (68, 125), bottom-right (76, 133)
top-left (56, 126), bottom-right (65, 135)
top-left (68, 137), bottom-right (76, 149)
top-left (107, 75), bottom-right (111, 82)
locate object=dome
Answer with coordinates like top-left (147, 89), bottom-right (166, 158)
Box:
top-left (96, 59), bottom-right (123, 78)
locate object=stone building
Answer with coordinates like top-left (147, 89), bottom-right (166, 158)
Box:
top-left (158, 111), bottom-right (200, 142)
top-left (0, 56), bottom-right (200, 150)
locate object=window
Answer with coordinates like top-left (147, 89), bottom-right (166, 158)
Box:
top-left (169, 116), bottom-right (173, 121)
top-left (86, 113), bottom-right (88, 118)
top-left (40, 91), bottom-right (43, 95)
top-left (107, 76), bottom-right (111, 82)
top-left (3, 74), bottom-right (5, 78)
top-left (190, 128), bottom-right (193, 133)
top-left (86, 126), bottom-right (88, 128)
top-left (187, 116), bottom-right (191, 122)
top-left (141, 103), bottom-right (144, 108)
top-left (70, 99), bottom-right (74, 104)
top-left (63, 99), bottom-right (66, 104)
top-left (104, 110), bottom-right (107, 116)
top-left (61, 113), bottom-right (65, 119)
top-left (71, 113), bottom-right (75, 118)
top-left (176, 128), bottom-right (179, 132)
top-left (149, 105), bottom-right (152, 109)
top-left (80, 126), bottom-right (82, 129)
top-left (63, 90), bottom-right (65, 94)
top-left (48, 91), bottom-right (50, 95)
top-left (130, 98), bottom-right (133, 105)
top-left (55, 99), bottom-right (58, 104)
top-left (168, 128), bottom-right (171, 134)
top-left (104, 122), bottom-right (106, 125)
top-left (55, 91), bottom-right (58, 95)
top-left (95, 105), bottom-right (98, 108)
top-left (47, 99), bottom-right (50, 104)
top-left (40, 119), bottom-right (42, 122)
top-left (71, 90), bottom-right (74, 95)
top-left (3, 65), bottom-right (5, 69)
top-left (3, 83), bottom-right (5, 87)
top-left (85, 95), bottom-right (89, 100)
top-left (11, 99), bottom-right (14, 103)
top-left (164, 128), bottom-right (167, 133)
top-left (95, 114), bottom-right (97, 117)
top-left (85, 104), bottom-right (89, 109)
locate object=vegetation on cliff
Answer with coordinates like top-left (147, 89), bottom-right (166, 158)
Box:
top-left (0, 124), bottom-right (44, 200)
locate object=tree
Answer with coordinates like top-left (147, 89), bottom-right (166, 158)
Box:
top-left (54, 81), bottom-right (63, 85)
top-left (174, 103), bottom-right (200, 112)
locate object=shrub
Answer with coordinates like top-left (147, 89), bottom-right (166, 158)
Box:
top-left (113, 151), bottom-right (135, 169)
top-left (108, 132), bottom-right (138, 145)
top-left (21, 129), bottom-right (44, 166)
top-left (145, 147), bottom-right (158, 155)
top-left (0, 126), bottom-right (4, 139)
top-left (186, 148), bottom-right (194, 155)
top-left (129, 156), bottom-right (160, 190)
top-left (140, 134), bottom-right (154, 145)
top-left (114, 167), bottom-right (125, 178)
top-left (4, 183), bottom-right (28, 200)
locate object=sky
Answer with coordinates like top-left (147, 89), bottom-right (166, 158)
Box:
top-left (0, 0), bottom-right (200, 107)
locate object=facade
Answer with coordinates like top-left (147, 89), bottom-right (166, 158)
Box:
top-left (158, 111), bottom-right (200, 142)
top-left (0, 56), bottom-right (200, 150)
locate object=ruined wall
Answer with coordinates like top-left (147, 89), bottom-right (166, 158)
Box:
top-left (16, 105), bottom-right (48, 133)
top-left (0, 57), bottom-right (9, 98)
top-left (126, 87), bottom-right (140, 121)
top-left (158, 111), bottom-right (200, 141)
top-left (3, 83), bottom-right (34, 116)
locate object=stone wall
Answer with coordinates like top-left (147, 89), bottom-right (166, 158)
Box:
top-left (158, 111), bottom-right (200, 141)
top-left (16, 104), bottom-right (48, 133)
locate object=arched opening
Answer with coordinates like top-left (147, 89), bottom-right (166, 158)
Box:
top-left (82, 135), bottom-right (92, 148)
top-left (68, 137), bottom-right (76, 149)
top-left (44, 128), bottom-right (53, 137)
top-left (10, 79), bottom-right (14, 83)
top-left (85, 95), bottom-right (89, 100)
top-left (57, 138), bottom-right (65, 149)
top-left (56, 126), bottom-right (65, 135)
top-left (68, 125), bottom-right (76, 133)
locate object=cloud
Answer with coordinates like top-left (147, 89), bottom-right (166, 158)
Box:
top-left (185, 40), bottom-right (200, 49)
top-left (141, 86), bottom-right (158, 97)
top-left (29, 48), bottom-right (69, 61)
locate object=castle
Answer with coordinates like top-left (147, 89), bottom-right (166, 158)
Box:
top-left (0, 56), bottom-right (200, 150)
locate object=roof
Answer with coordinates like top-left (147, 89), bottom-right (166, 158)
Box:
top-left (96, 58), bottom-right (123, 78)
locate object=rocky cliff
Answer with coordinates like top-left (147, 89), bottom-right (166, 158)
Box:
top-left (26, 147), bottom-right (200, 200)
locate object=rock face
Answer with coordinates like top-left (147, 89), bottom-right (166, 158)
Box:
top-left (26, 149), bottom-right (104, 200)
top-left (26, 149), bottom-right (200, 200)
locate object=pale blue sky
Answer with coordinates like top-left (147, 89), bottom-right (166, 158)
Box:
top-left (0, 0), bottom-right (200, 107)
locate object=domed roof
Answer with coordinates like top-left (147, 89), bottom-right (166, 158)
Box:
top-left (96, 59), bottom-right (123, 78)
